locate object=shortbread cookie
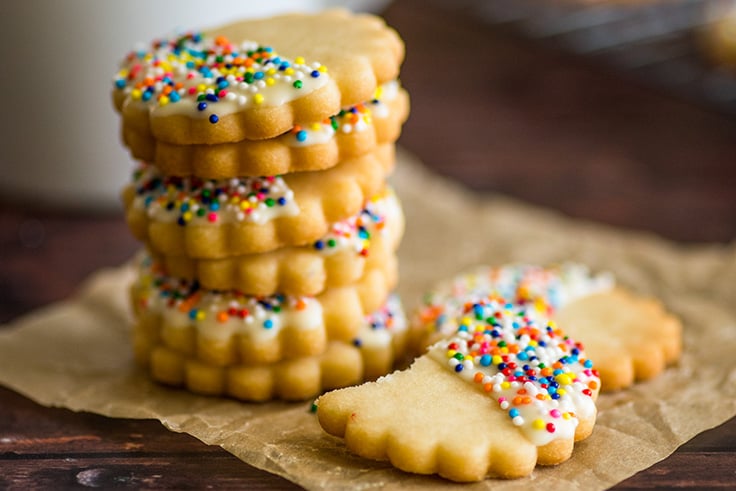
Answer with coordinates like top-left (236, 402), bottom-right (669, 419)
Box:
top-left (554, 289), bottom-right (682, 391)
top-left (133, 294), bottom-right (408, 401)
top-left (130, 252), bottom-right (398, 366)
top-left (152, 188), bottom-right (404, 296)
top-left (113, 10), bottom-right (404, 145)
top-left (318, 299), bottom-right (600, 482)
top-left (411, 263), bottom-right (614, 352)
top-left (122, 82), bottom-right (409, 179)
top-left (122, 144), bottom-right (394, 258)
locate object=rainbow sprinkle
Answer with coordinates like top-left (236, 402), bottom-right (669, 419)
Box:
top-left (352, 294), bottom-right (406, 349)
top-left (134, 256), bottom-right (316, 337)
top-left (417, 264), bottom-right (614, 341)
top-left (427, 298), bottom-right (599, 446)
top-left (131, 162), bottom-right (298, 226)
top-left (313, 191), bottom-right (391, 257)
top-left (114, 32), bottom-right (328, 123)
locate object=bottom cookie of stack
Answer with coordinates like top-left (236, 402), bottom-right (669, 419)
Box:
top-left (133, 294), bottom-right (409, 402)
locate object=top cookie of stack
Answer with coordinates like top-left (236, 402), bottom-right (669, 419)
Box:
top-left (113, 9), bottom-right (408, 178)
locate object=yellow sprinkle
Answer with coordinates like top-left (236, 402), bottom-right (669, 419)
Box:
top-left (131, 89), bottom-right (142, 100)
top-left (230, 196), bottom-right (240, 204)
top-left (562, 413), bottom-right (571, 420)
top-left (492, 355), bottom-right (503, 365)
top-left (284, 67), bottom-right (294, 75)
top-left (374, 86), bottom-right (384, 99)
top-left (295, 56), bottom-right (305, 65)
top-left (557, 389), bottom-right (567, 396)
top-left (364, 115), bottom-right (372, 125)
top-left (118, 69), bottom-right (129, 78)
top-left (183, 211), bottom-right (193, 222)
top-left (446, 349), bottom-right (457, 358)
top-left (267, 68), bottom-right (276, 75)
top-left (254, 93), bottom-right (264, 104)
top-left (556, 374), bottom-right (572, 386)
top-left (311, 122), bottom-right (322, 131)
top-left (266, 77), bottom-right (275, 86)
top-left (318, 65), bottom-right (327, 73)
top-left (500, 347), bottom-right (509, 354)
top-left (501, 381), bottom-right (511, 390)
top-left (158, 95), bottom-right (169, 106)
top-left (240, 201), bottom-right (251, 210)
top-left (532, 419), bottom-right (545, 430)
top-left (196, 311), bottom-right (206, 321)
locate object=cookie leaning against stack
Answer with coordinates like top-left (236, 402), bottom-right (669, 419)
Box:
top-left (113, 9), bottom-right (410, 401)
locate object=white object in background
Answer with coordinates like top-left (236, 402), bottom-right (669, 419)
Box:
top-left (0, 0), bottom-right (391, 211)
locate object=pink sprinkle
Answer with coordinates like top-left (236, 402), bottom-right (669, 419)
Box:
top-left (550, 409), bottom-right (561, 418)
top-left (207, 212), bottom-right (218, 223)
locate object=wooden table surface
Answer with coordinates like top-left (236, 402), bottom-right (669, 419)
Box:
top-left (2, 0), bottom-right (735, 488)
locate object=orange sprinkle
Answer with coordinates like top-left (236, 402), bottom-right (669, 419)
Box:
top-left (588, 380), bottom-right (598, 390)
top-left (474, 372), bottom-right (484, 383)
top-left (483, 383), bottom-right (493, 392)
top-left (216, 312), bottom-right (229, 323)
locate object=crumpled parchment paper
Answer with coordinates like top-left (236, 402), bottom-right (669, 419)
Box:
top-left (1, 150), bottom-right (735, 490)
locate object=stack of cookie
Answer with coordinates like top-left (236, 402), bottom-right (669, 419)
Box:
top-left (112, 10), bottom-right (410, 401)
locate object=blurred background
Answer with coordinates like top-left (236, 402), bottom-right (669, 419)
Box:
top-left (2, 0), bottom-right (736, 322)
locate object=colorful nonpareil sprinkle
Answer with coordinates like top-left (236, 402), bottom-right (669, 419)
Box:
top-left (417, 264), bottom-right (614, 341)
top-left (131, 162), bottom-right (299, 226)
top-left (133, 256), bottom-right (320, 339)
top-left (114, 32), bottom-right (329, 122)
top-left (352, 294), bottom-right (406, 349)
top-left (313, 190), bottom-right (395, 257)
top-left (427, 298), bottom-right (599, 446)
top-left (286, 81), bottom-right (399, 147)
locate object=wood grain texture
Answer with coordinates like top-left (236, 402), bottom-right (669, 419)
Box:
top-left (1, 0), bottom-right (735, 488)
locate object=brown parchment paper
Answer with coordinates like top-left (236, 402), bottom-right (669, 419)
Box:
top-left (1, 149), bottom-right (736, 490)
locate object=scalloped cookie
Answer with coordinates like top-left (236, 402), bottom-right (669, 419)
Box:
top-left (133, 294), bottom-right (409, 401)
top-left (112, 9), bottom-right (404, 145)
top-left (150, 187), bottom-right (404, 296)
top-left (130, 251), bottom-right (398, 367)
top-left (318, 299), bottom-right (600, 482)
top-left (122, 82), bottom-right (409, 179)
top-left (122, 144), bottom-right (394, 258)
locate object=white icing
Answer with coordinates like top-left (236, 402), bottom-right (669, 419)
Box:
top-left (426, 300), bottom-right (599, 447)
top-left (130, 163), bottom-right (299, 225)
top-left (115, 35), bottom-right (329, 120)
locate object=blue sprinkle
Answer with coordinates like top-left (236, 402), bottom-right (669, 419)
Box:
top-left (205, 93), bottom-right (218, 102)
top-left (454, 364), bottom-right (464, 373)
top-left (198, 102), bottom-right (207, 111)
top-left (254, 71), bottom-right (265, 80)
top-left (584, 360), bottom-right (594, 368)
top-left (169, 92), bottom-right (181, 103)
top-left (263, 319), bottom-right (274, 329)
top-left (352, 339), bottom-right (362, 348)
top-left (480, 354), bottom-right (492, 367)
top-left (296, 130), bottom-right (307, 142)
top-left (314, 240), bottom-right (324, 250)
top-left (115, 79), bottom-right (126, 89)
top-left (509, 408), bottom-right (520, 418)
top-left (209, 114), bottom-right (219, 124)
top-left (277, 197), bottom-right (287, 206)
top-left (310, 70), bottom-right (320, 78)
